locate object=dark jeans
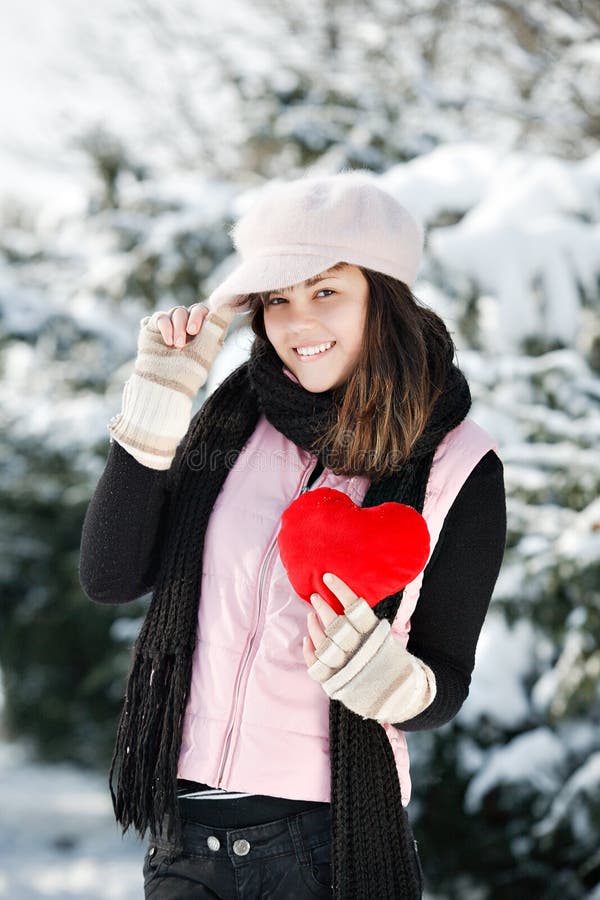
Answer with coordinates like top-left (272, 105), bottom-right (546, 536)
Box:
top-left (143, 807), bottom-right (333, 899)
top-left (143, 806), bottom-right (425, 899)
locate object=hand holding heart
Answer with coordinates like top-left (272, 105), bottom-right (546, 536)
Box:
top-left (281, 486), bottom-right (436, 720)
top-left (302, 571), bottom-right (380, 676)
top-left (302, 571), bottom-right (437, 722)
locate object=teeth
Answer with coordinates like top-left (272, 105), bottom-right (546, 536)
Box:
top-left (295, 341), bottom-right (334, 357)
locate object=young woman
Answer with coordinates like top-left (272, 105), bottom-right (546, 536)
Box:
top-left (79, 172), bottom-right (506, 899)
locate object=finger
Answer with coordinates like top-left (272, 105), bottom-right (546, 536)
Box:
top-left (310, 592), bottom-right (337, 629)
top-left (302, 635), bottom-right (318, 667)
top-left (322, 572), bottom-right (359, 610)
top-left (169, 307), bottom-right (189, 349)
top-left (186, 303), bottom-right (209, 335)
top-left (343, 597), bottom-right (379, 634)
top-left (305, 637), bottom-right (334, 683)
top-left (324, 615), bottom-right (364, 653)
top-left (307, 611), bottom-right (326, 651)
top-left (309, 613), bottom-right (347, 668)
top-left (154, 312), bottom-right (174, 346)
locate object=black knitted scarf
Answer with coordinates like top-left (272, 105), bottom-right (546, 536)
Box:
top-left (109, 335), bottom-right (471, 899)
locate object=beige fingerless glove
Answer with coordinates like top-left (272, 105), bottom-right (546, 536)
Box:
top-left (108, 305), bottom-right (235, 470)
top-left (308, 597), bottom-right (437, 723)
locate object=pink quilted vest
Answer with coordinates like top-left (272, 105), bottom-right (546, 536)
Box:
top-left (177, 413), bottom-right (497, 806)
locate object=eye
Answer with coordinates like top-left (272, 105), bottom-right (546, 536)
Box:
top-left (265, 289), bottom-right (335, 307)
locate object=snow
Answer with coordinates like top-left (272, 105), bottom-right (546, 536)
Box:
top-left (555, 497), bottom-right (600, 565)
top-left (427, 152), bottom-right (600, 349)
top-left (463, 727), bottom-right (566, 814)
top-left (1, 342), bottom-right (118, 452)
top-left (205, 323), bottom-right (255, 396)
top-left (458, 611), bottom-right (534, 730)
top-left (382, 143), bottom-right (499, 222)
top-left (532, 751), bottom-right (600, 844)
top-left (0, 743), bottom-right (144, 899)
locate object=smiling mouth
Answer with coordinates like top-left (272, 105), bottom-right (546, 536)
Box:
top-left (293, 341), bottom-right (336, 359)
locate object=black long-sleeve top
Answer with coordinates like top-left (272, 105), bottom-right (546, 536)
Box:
top-left (79, 440), bottom-right (506, 732)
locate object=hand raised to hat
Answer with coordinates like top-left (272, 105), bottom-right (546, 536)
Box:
top-left (149, 302), bottom-right (211, 348)
top-left (303, 572), bottom-right (437, 723)
top-left (108, 302), bottom-right (236, 471)
top-left (142, 301), bottom-right (235, 357)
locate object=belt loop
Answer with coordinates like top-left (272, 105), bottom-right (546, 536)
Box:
top-left (288, 814), bottom-right (310, 866)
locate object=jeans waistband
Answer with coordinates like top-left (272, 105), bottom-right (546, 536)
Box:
top-left (153, 806), bottom-right (331, 869)
top-left (177, 791), bottom-right (329, 829)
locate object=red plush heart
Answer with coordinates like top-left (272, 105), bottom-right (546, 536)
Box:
top-left (277, 487), bottom-right (430, 615)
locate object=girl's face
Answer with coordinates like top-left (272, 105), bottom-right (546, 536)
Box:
top-left (263, 263), bottom-right (369, 393)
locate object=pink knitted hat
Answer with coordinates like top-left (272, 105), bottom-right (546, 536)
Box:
top-left (205, 171), bottom-right (424, 312)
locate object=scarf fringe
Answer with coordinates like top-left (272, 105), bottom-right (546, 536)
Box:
top-left (109, 646), bottom-right (192, 843)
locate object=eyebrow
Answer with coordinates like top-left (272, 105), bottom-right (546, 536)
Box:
top-left (265, 264), bottom-right (347, 299)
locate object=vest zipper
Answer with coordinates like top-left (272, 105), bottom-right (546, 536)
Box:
top-left (215, 456), bottom-right (325, 788)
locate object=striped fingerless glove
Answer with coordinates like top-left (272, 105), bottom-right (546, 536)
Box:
top-left (108, 305), bottom-right (235, 470)
top-left (307, 597), bottom-right (437, 723)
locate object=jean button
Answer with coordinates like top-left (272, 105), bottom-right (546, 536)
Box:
top-left (233, 838), bottom-right (251, 856)
top-left (207, 836), bottom-right (220, 851)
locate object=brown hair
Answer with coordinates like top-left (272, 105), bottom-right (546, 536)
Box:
top-left (232, 265), bottom-right (455, 481)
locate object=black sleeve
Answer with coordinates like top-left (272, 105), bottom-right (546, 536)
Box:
top-left (395, 449), bottom-right (507, 731)
top-left (78, 440), bottom-right (172, 605)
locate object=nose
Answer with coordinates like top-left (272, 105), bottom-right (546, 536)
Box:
top-left (287, 303), bottom-right (320, 333)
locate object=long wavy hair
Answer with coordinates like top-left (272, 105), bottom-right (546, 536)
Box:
top-left (232, 264), bottom-right (455, 481)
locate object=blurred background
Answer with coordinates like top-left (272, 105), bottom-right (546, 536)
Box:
top-left (0, 0), bottom-right (599, 897)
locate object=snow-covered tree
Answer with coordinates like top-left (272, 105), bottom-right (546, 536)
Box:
top-left (48, 0), bottom-right (600, 179)
top-left (408, 347), bottom-right (600, 898)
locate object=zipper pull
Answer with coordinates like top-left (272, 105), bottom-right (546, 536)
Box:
top-left (300, 474), bottom-right (312, 495)
top-left (301, 458), bottom-right (325, 493)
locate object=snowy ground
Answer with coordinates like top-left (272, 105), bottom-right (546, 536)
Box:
top-left (0, 742), bottom-right (144, 900)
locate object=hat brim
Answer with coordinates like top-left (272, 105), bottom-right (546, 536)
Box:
top-left (205, 253), bottom-right (345, 313)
